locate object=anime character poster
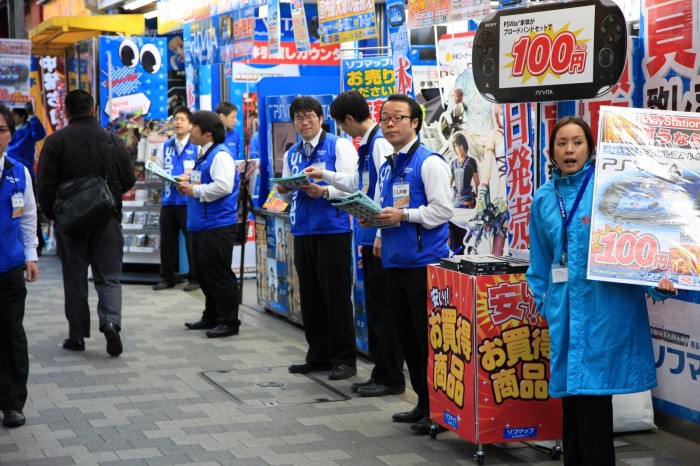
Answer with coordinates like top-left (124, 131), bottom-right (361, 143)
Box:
top-left (99, 36), bottom-right (168, 127)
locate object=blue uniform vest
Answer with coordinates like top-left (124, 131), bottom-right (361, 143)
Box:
top-left (355, 126), bottom-right (383, 246)
top-left (162, 137), bottom-right (197, 206)
top-left (0, 157), bottom-right (28, 273)
top-left (379, 144), bottom-right (449, 268)
top-left (288, 131), bottom-right (350, 236)
top-left (186, 144), bottom-right (239, 232)
top-left (224, 129), bottom-right (242, 160)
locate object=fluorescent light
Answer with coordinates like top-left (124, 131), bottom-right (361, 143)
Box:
top-left (144, 9), bottom-right (158, 19)
top-left (124, 0), bottom-right (155, 10)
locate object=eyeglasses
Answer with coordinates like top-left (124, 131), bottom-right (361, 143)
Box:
top-left (294, 114), bottom-right (319, 123)
top-left (379, 115), bottom-right (412, 124)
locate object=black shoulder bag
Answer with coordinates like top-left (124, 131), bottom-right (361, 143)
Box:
top-left (53, 136), bottom-right (116, 237)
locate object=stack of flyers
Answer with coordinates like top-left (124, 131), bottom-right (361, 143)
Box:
top-left (145, 160), bottom-right (181, 185)
top-left (270, 172), bottom-right (311, 190)
top-left (332, 190), bottom-right (398, 229)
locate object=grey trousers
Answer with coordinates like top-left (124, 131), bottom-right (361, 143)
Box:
top-left (56, 216), bottom-right (123, 340)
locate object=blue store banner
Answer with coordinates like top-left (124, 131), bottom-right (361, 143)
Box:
top-left (386, 0), bottom-right (414, 98)
top-left (99, 36), bottom-right (168, 127)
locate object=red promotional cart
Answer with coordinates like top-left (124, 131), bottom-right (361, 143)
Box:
top-left (427, 264), bottom-right (562, 464)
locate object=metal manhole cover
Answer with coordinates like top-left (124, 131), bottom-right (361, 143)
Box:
top-left (201, 366), bottom-right (350, 407)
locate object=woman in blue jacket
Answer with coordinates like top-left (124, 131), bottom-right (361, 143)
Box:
top-left (527, 116), bottom-right (677, 465)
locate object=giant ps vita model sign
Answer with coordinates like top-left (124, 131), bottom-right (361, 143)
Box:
top-left (472, 0), bottom-right (627, 103)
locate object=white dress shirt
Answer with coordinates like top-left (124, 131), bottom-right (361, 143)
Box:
top-left (0, 154), bottom-right (38, 261)
top-left (192, 141), bottom-right (237, 203)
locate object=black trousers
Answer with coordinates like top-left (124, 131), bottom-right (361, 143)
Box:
top-left (562, 394), bottom-right (615, 466)
top-left (386, 266), bottom-right (429, 413)
top-left (361, 245), bottom-right (404, 387)
top-left (191, 224), bottom-right (240, 327)
top-left (159, 205), bottom-right (196, 283)
top-left (0, 266), bottom-right (29, 412)
top-left (294, 233), bottom-right (356, 367)
top-left (56, 216), bottom-right (124, 340)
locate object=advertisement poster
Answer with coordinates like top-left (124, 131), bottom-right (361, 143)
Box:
top-left (588, 106), bottom-right (700, 290)
top-left (427, 266), bottom-right (562, 443)
top-left (37, 55), bottom-right (69, 134)
top-left (504, 103), bottom-right (534, 251)
top-left (340, 56), bottom-right (395, 122)
top-left (386, 0), bottom-right (415, 98)
top-left (99, 36), bottom-right (168, 126)
top-left (268, 0), bottom-right (281, 55)
top-left (233, 7), bottom-right (255, 61)
top-left (290, 0), bottom-right (311, 53)
top-left (408, 0), bottom-right (489, 28)
top-left (0, 39), bottom-right (31, 107)
top-left (318, 0), bottom-right (377, 45)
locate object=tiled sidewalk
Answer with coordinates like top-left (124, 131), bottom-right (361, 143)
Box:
top-left (1, 255), bottom-right (698, 465)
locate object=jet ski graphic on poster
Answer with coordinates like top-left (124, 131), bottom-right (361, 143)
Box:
top-left (99, 36), bottom-right (168, 127)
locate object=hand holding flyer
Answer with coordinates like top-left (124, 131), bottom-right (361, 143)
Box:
top-left (270, 172), bottom-right (311, 190)
top-left (145, 160), bottom-right (181, 185)
top-left (333, 190), bottom-right (398, 229)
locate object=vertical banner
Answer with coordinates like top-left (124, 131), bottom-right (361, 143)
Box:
top-left (165, 33), bottom-right (187, 115)
top-left (37, 55), bottom-right (69, 134)
top-left (291, 0), bottom-right (311, 53)
top-left (318, 0), bottom-right (377, 45)
top-left (0, 39), bottom-right (31, 107)
top-left (233, 7), bottom-right (256, 61)
top-left (268, 0), bottom-right (281, 56)
top-left (641, 0), bottom-right (700, 111)
top-left (340, 56), bottom-right (395, 122)
top-left (99, 36), bottom-right (168, 127)
top-left (386, 0), bottom-right (414, 98)
top-left (427, 266), bottom-right (562, 443)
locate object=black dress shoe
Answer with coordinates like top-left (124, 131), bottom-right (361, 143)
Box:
top-left (357, 382), bottom-right (405, 397)
top-left (350, 378), bottom-right (374, 393)
top-left (185, 319), bottom-right (217, 330)
top-left (392, 406), bottom-right (425, 423)
top-left (62, 338), bottom-right (85, 351)
top-left (2, 410), bottom-right (25, 427)
top-left (183, 282), bottom-right (200, 292)
top-left (102, 322), bottom-right (122, 356)
top-left (329, 365), bottom-right (357, 380)
top-left (152, 281), bottom-right (175, 291)
top-left (288, 361), bottom-right (332, 373)
top-left (205, 324), bottom-right (239, 338)
top-left (411, 416), bottom-right (447, 435)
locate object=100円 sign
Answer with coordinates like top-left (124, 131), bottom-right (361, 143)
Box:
top-left (588, 106), bottom-right (700, 290)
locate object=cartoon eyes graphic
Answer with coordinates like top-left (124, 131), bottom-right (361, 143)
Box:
top-left (119, 39), bottom-right (162, 74)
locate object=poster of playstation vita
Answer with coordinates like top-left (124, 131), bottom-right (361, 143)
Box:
top-left (588, 106), bottom-right (700, 290)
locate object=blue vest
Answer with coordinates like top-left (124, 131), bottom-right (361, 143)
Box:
top-left (162, 137), bottom-right (197, 206)
top-left (288, 131), bottom-right (350, 236)
top-left (224, 129), bottom-right (242, 160)
top-left (379, 144), bottom-right (449, 268)
top-left (355, 126), bottom-right (383, 246)
top-left (0, 157), bottom-right (27, 273)
top-left (186, 144), bottom-right (239, 232)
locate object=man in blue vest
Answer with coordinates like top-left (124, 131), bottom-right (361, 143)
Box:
top-left (276, 96), bottom-right (358, 381)
top-left (216, 101), bottom-right (243, 160)
top-left (153, 106), bottom-right (199, 292)
top-left (0, 104), bottom-right (39, 427)
top-left (371, 94), bottom-right (453, 434)
top-left (304, 90), bottom-right (405, 396)
top-left (177, 111), bottom-right (241, 338)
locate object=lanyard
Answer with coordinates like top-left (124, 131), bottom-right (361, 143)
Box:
top-left (392, 139), bottom-right (421, 181)
top-left (554, 163), bottom-right (594, 265)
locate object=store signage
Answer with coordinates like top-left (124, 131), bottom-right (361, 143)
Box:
top-left (341, 56), bottom-right (395, 122)
top-left (0, 39), bottom-right (31, 107)
top-left (318, 0), bottom-right (377, 46)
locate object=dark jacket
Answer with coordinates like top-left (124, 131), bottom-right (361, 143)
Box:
top-left (37, 115), bottom-right (135, 221)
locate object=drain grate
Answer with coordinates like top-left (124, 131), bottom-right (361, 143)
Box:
top-left (200, 366), bottom-right (351, 407)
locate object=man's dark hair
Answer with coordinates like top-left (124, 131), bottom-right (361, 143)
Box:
top-left (12, 108), bottom-right (28, 122)
top-left (330, 90), bottom-right (370, 123)
top-left (215, 101), bottom-right (237, 116)
top-left (65, 90), bottom-right (95, 118)
top-left (0, 105), bottom-right (16, 135)
top-left (452, 132), bottom-right (469, 153)
top-left (172, 106), bottom-right (192, 120)
top-left (190, 110), bottom-right (225, 145)
top-left (381, 94), bottom-right (423, 132)
top-left (289, 96), bottom-right (323, 119)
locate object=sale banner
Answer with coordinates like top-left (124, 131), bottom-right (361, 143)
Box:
top-left (427, 266), bottom-right (562, 444)
top-left (341, 56), bottom-right (395, 123)
top-left (290, 0), bottom-right (311, 53)
top-left (318, 0), bottom-right (377, 46)
top-left (589, 106), bottom-right (700, 290)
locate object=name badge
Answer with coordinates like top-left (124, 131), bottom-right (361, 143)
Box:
top-left (312, 162), bottom-right (326, 171)
top-left (552, 264), bottom-right (568, 283)
top-left (11, 192), bottom-right (24, 218)
top-left (190, 170), bottom-right (202, 185)
top-left (183, 160), bottom-right (195, 175)
top-left (361, 170), bottom-right (370, 193)
top-left (393, 182), bottom-right (410, 209)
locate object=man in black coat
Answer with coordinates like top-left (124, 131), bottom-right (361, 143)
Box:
top-left (37, 90), bottom-right (135, 356)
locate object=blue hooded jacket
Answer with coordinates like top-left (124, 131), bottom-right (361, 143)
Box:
top-left (527, 159), bottom-right (670, 397)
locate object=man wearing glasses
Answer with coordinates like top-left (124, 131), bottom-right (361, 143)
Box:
top-left (276, 96), bottom-right (359, 381)
top-left (368, 94), bottom-right (452, 434)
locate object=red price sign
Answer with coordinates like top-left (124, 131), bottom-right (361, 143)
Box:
top-left (593, 231), bottom-right (669, 270)
top-left (511, 32), bottom-right (587, 78)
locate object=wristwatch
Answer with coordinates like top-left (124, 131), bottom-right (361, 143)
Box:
top-left (403, 208), bottom-right (409, 222)
top-left (322, 187), bottom-right (330, 199)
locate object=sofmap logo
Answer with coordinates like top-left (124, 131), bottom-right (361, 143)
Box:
top-left (4, 175), bottom-right (19, 183)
